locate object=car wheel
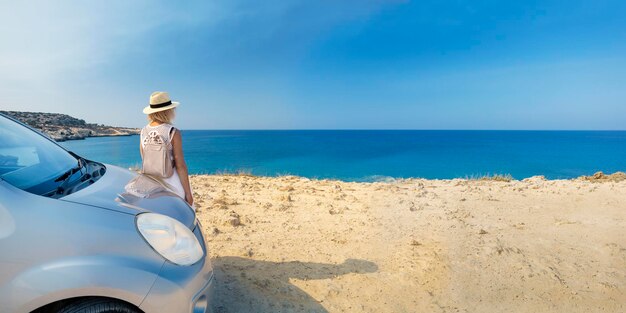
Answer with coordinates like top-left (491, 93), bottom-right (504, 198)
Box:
top-left (57, 298), bottom-right (140, 313)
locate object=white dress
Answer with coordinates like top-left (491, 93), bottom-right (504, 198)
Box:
top-left (140, 123), bottom-right (186, 199)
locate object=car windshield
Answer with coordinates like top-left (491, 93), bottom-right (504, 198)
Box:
top-left (0, 115), bottom-right (78, 191)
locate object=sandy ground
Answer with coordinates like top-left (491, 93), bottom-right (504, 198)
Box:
top-left (189, 174), bottom-right (626, 313)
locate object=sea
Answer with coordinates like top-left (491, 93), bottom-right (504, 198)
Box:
top-left (59, 130), bottom-right (626, 182)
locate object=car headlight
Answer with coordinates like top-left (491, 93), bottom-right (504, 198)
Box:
top-left (136, 213), bottom-right (203, 266)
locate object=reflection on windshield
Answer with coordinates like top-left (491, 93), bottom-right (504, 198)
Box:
top-left (0, 115), bottom-right (78, 192)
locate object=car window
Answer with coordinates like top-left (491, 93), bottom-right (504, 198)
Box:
top-left (0, 115), bottom-right (78, 190)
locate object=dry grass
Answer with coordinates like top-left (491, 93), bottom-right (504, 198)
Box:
top-left (578, 171), bottom-right (626, 183)
top-left (213, 168), bottom-right (256, 177)
top-left (466, 173), bottom-right (514, 182)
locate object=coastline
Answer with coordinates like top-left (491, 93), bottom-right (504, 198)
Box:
top-left (0, 110), bottom-right (140, 142)
top-left (53, 131), bottom-right (140, 142)
top-left (193, 173), bottom-right (626, 312)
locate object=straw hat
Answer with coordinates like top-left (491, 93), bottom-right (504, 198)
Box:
top-left (143, 91), bottom-right (180, 114)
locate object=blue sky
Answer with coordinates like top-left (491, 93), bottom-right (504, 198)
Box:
top-left (1, 0), bottom-right (625, 129)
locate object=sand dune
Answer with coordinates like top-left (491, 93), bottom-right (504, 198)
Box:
top-left (190, 174), bottom-right (626, 313)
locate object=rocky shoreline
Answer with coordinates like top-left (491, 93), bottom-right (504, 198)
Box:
top-left (1, 110), bottom-right (140, 141)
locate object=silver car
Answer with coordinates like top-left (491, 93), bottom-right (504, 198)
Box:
top-left (0, 113), bottom-right (214, 313)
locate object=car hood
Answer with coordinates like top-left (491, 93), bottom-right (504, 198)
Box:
top-left (62, 164), bottom-right (196, 229)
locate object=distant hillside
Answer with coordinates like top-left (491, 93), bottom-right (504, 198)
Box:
top-left (1, 111), bottom-right (140, 141)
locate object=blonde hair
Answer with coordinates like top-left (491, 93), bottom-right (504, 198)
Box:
top-left (148, 108), bottom-right (175, 124)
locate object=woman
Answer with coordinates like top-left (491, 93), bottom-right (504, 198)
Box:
top-left (140, 91), bottom-right (193, 206)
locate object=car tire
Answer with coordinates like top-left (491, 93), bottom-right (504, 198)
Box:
top-left (57, 298), bottom-right (140, 313)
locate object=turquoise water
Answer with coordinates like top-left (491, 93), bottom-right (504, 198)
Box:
top-left (60, 130), bottom-right (626, 181)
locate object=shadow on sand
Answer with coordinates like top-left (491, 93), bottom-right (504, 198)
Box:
top-left (211, 257), bottom-right (378, 313)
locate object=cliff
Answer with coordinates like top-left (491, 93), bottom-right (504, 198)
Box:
top-left (0, 111), bottom-right (140, 141)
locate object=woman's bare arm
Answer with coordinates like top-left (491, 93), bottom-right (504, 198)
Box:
top-left (172, 130), bottom-right (193, 205)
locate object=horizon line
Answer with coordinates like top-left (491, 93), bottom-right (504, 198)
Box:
top-left (177, 128), bottom-right (626, 132)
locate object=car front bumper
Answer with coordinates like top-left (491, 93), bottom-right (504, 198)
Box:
top-left (140, 225), bottom-right (215, 313)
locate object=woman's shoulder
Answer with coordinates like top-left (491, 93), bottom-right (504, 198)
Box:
top-left (163, 124), bottom-right (179, 140)
top-left (146, 122), bottom-right (170, 127)
top-left (145, 123), bottom-right (177, 130)
top-left (163, 123), bottom-right (177, 132)
top-left (161, 123), bottom-right (176, 130)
